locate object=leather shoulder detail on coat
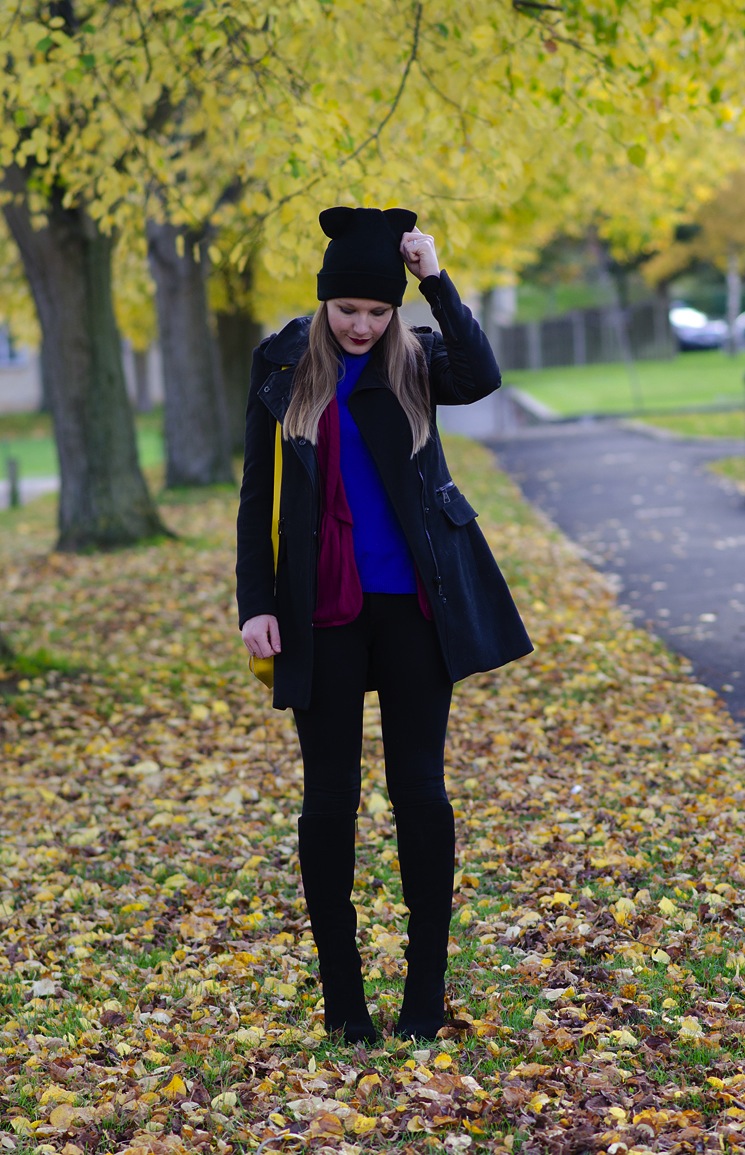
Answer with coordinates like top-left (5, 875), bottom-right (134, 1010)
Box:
top-left (263, 316), bottom-right (312, 365)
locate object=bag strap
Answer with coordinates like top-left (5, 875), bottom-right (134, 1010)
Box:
top-left (248, 418), bottom-right (283, 691)
top-left (271, 419), bottom-right (282, 569)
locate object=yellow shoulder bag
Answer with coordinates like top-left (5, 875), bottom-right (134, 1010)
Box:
top-left (249, 421), bottom-right (282, 690)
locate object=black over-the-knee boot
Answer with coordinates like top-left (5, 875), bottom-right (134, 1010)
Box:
top-left (297, 813), bottom-right (377, 1044)
top-left (395, 800), bottom-right (455, 1040)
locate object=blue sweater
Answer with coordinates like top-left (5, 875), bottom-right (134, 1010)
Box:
top-left (336, 353), bottom-right (417, 593)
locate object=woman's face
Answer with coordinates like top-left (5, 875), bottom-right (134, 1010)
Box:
top-left (326, 298), bottom-right (394, 355)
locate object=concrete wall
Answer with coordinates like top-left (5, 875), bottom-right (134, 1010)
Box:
top-left (0, 355), bottom-right (42, 412)
top-left (0, 342), bottom-right (164, 414)
top-left (400, 293), bottom-right (517, 438)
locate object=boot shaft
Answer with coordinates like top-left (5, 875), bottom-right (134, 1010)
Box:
top-left (394, 800), bottom-right (455, 919)
top-left (297, 813), bottom-right (376, 1043)
top-left (298, 812), bottom-right (357, 915)
top-left (394, 800), bottom-right (455, 1041)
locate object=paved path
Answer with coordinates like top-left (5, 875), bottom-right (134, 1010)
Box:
top-left (0, 475), bottom-right (58, 510)
top-left (489, 421), bottom-right (745, 728)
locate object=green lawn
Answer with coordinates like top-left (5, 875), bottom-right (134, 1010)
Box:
top-left (2, 357), bottom-right (743, 487)
top-left (708, 456), bottom-right (745, 486)
top-left (3, 438), bottom-right (745, 1153)
top-left (505, 349), bottom-right (745, 416)
top-left (0, 410), bottom-right (165, 479)
top-left (640, 411), bottom-right (745, 439)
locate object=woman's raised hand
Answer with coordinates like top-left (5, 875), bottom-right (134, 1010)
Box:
top-left (400, 227), bottom-right (440, 281)
top-left (242, 614), bottom-right (281, 659)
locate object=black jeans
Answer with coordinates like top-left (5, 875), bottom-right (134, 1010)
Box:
top-left (294, 594), bottom-right (453, 817)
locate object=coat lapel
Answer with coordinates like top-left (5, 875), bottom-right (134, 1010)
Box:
top-left (257, 336), bottom-right (318, 491)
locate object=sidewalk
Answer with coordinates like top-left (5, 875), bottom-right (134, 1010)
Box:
top-left (489, 419), bottom-right (745, 729)
top-left (0, 475), bottom-right (58, 510)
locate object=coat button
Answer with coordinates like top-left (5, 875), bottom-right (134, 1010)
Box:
top-left (263, 384), bottom-right (271, 392)
top-left (424, 506), bottom-right (430, 514)
top-left (298, 437), bottom-right (306, 445)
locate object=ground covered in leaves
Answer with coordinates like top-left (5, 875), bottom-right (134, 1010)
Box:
top-left (2, 438), bottom-right (745, 1155)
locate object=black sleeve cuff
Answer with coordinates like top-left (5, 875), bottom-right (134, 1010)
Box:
top-left (417, 273), bottom-right (442, 303)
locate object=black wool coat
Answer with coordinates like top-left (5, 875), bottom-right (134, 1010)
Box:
top-left (236, 270), bottom-right (533, 710)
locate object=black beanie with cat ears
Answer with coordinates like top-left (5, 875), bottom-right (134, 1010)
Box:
top-left (317, 206), bottom-right (417, 306)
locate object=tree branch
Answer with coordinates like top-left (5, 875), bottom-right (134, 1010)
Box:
top-left (130, 0), bottom-right (153, 84)
top-left (248, 0), bottom-right (424, 238)
top-left (512, 1), bottom-right (564, 12)
top-left (338, 1), bottom-right (422, 169)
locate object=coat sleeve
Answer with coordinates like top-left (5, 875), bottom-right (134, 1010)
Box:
top-left (417, 269), bottom-right (502, 405)
top-left (235, 338), bottom-right (278, 629)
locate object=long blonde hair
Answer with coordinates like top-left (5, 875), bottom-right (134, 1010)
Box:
top-left (284, 305), bottom-right (431, 454)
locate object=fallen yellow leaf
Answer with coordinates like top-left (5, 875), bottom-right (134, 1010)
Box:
top-left (366, 791), bottom-right (388, 815)
top-left (349, 1114), bottom-right (377, 1134)
top-left (678, 1016), bottom-right (703, 1040)
top-left (610, 1028), bottom-right (638, 1047)
top-left (211, 1091), bottom-right (238, 1111)
top-left (40, 1086), bottom-right (77, 1105)
top-left (162, 1075), bottom-right (188, 1100)
top-left (49, 1103), bottom-right (78, 1130)
top-left (357, 1073), bottom-right (382, 1097)
top-left (610, 896), bottom-right (636, 925)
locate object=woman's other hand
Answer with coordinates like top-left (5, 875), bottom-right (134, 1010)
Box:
top-left (400, 227), bottom-right (440, 281)
top-left (242, 614), bottom-right (282, 659)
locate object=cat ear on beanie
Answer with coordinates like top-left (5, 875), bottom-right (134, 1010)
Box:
top-left (383, 208), bottom-right (417, 238)
top-left (319, 207), bottom-right (356, 239)
top-left (317, 205), bottom-right (418, 306)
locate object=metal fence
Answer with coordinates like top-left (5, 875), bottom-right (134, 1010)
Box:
top-left (490, 299), bottom-right (674, 371)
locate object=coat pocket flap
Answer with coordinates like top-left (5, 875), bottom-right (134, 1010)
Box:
top-left (441, 491), bottom-right (478, 526)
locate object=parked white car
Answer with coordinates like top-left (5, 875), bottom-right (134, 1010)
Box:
top-left (669, 304), bottom-right (728, 351)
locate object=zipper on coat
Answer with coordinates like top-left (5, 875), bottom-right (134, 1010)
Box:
top-left (286, 434), bottom-right (321, 620)
top-left (310, 448), bottom-right (321, 619)
top-left (310, 516), bottom-right (320, 619)
top-left (417, 459), bottom-right (445, 602)
top-left (436, 480), bottom-right (456, 504)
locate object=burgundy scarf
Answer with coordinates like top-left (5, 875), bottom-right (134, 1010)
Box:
top-left (313, 397), bottom-right (364, 627)
top-left (313, 398), bottom-right (433, 626)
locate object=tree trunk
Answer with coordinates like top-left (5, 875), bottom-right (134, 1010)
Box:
top-left (599, 243), bottom-right (643, 411)
top-left (39, 337), bottom-right (53, 413)
top-left (0, 628), bottom-right (14, 664)
top-left (146, 221), bottom-right (234, 487)
top-left (2, 170), bottom-right (167, 551)
top-left (479, 288), bottom-right (496, 364)
top-left (216, 307), bottom-right (262, 455)
top-left (133, 347), bottom-right (153, 412)
top-left (726, 246), bottom-right (742, 357)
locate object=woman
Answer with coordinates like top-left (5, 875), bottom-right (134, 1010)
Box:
top-left (236, 206), bottom-right (532, 1043)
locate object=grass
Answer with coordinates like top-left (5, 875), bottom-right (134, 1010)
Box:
top-left (708, 456), bottom-right (745, 486)
top-left (505, 349), bottom-right (745, 417)
top-left (0, 408), bottom-right (165, 479)
top-left (3, 437), bottom-right (745, 1150)
top-left (639, 411), bottom-right (745, 439)
top-left (3, 355), bottom-right (742, 501)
